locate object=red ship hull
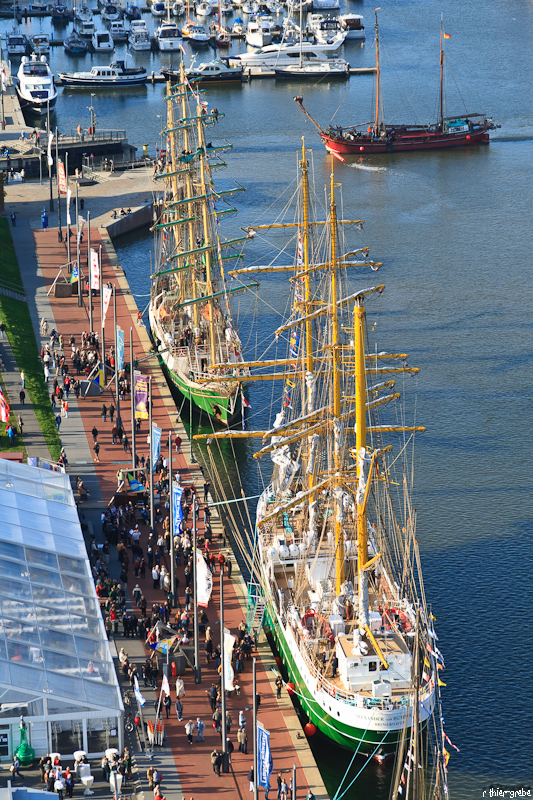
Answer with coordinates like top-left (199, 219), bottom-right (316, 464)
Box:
top-left (320, 125), bottom-right (491, 155)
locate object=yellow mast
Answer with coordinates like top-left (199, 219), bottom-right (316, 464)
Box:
top-left (374, 10), bottom-right (381, 135)
top-left (300, 139), bottom-right (316, 500)
top-left (195, 101), bottom-right (217, 368)
top-left (354, 297), bottom-right (369, 623)
top-left (178, 63), bottom-right (199, 330)
top-left (329, 172), bottom-right (344, 594)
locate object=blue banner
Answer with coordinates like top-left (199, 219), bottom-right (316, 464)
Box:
top-left (116, 327), bottom-right (124, 371)
top-left (151, 424), bottom-right (162, 471)
top-left (257, 722), bottom-right (273, 788)
top-left (172, 483), bottom-right (183, 538)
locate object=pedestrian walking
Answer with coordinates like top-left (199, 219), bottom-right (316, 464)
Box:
top-left (102, 404), bottom-right (107, 421)
top-left (196, 718), bottom-right (205, 742)
top-left (55, 414), bottom-right (61, 431)
top-left (203, 481), bottom-right (210, 503)
top-left (175, 697), bottom-right (183, 721)
top-left (211, 750), bottom-right (220, 776)
top-left (239, 710), bottom-right (246, 729)
top-left (17, 415), bottom-right (24, 436)
top-left (276, 676), bottom-right (283, 698)
top-left (163, 694), bottom-right (171, 719)
top-left (238, 727), bottom-right (248, 754)
top-left (93, 442), bottom-right (100, 462)
top-left (226, 737), bottom-right (234, 764)
top-left (19, 389), bottom-right (26, 405)
top-left (62, 399), bottom-right (68, 418)
top-left (20, 370), bottom-right (25, 388)
top-left (175, 435), bottom-right (182, 453)
top-left (11, 212), bottom-right (16, 226)
top-left (123, 434), bottom-right (129, 453)
top-left (91, 426), bottom-right (98, 443)
top-left (109, 404), bottom-right (115, 422)
top-left (248, 767), bottom-right (255, 793)
top-left (185, 719), bottom-right (195, 744)
top-left (0, 320), bottom-right (5, 339)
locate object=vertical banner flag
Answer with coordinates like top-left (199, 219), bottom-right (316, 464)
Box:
top-left (223, 628), bottom-right (236, 692)
top-left (47, 131), bottom-right (54, 167)
top-left (161, 674), bottom-right (171, 697)
top-left (151, 424), bottom-right (162, 470)
top-left (77, 216), bottom-right (84, 244)
top-left (66, 187), bottom-right (72, 225)
top-left (172, 483), bottom-right (183, 539)
top-left (90, 249), bottom-right (99, 291)
top-left (257, 722), bottom-right (273, 789)
top-left (58, 160), bottom-right (67, 195)
top-left (134, 372), bottom-right (148, 419)
top-left (70, 262), bottom-right (79, 284)
top-left (133, 675), bottom-right (146, 707)
top-left (1, 68), bottom-right (7, 93)
top-left (0, 388), bottom-right (10, 424)
top-left (196, 549), bottom-right (213, 608)
top-left (116, 327), bottom-right (125, 371)
top-left (102, 286), bottom-right (112, 325)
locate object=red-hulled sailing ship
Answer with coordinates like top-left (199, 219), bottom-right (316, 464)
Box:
top-left (295, 13), bottom-right (498, 157)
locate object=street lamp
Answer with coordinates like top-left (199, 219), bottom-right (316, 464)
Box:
top-left (87, 94), bottom-right (96, 136)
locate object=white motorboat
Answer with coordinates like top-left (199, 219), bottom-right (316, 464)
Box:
top-left (339, 13), bottom-right (365, 40)
top-left (265, 0), bottom-right (283, 13)
top-left (77, 13), bottom-right (96, 37)
top-left (172, 0), bottom-right (184, 15)
top-left (151, 1), bottom-right (166, 16)
top-left (75, 5), bottom-right (92, 21)
top-left (231, 17), bottom-right (244, 34)
top-left (219, 0), bottom-right (232, 14)
top-left (181, 22), bottom-right (210, 45)
top-left (92, 29), bottom-right (115, 51)
top-left (6, 29), bottom-right (28, 57)
top-left (16, 54), bottom-right (57, 115)
top-left (58, 60), bottom-right (147, 86)
top-left (30, 0), bottom-right (49, 10)
top-left (162, 57), bottom-right (243, 82)
top-left (245, 14), bottom-right (273, 47)
top-left (274, 56), bottom-right (349, 79)
top-left (196, 1), bottom-right (213, 16)
top-left (109, 19), bottom-right (129, 41)
top-left (312, 0), bottom-right (339, 8)
top-left (232, 39), bottom-right (344, 67)
top-left (308, 13), bottom-right (346, 46)
top-left (101, 3), bottom-right (120, 21)
top-left (29, 33), bottom-right (50, 55)
top-left (242, 0), bottom-right (259, 14)
top-left (156, 20), bottom-right (182, 50)
top-left (128, 19), bottom-right (152, 49)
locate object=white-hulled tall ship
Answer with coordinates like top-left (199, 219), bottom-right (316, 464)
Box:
top-left (149, 65), bottom-right (257, 425)
top-left (196, 143), bottom-right (450, 797)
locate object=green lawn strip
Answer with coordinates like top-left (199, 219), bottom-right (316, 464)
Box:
top-left (0, 372), bottom-right (27, 457)
top-left (0, 218), bottom-right (24, 291)
top-left (0, 220), bottom-right (61, 460)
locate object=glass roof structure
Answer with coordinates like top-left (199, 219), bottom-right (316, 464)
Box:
top-left (0, 460), bottom-right (122, 717)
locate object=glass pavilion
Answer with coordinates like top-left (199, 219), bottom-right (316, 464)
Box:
top-left (0, 460), bottom-right (123, 762)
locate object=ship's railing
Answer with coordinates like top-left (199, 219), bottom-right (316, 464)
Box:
top-left (296, 627), bottom-right (410, 710)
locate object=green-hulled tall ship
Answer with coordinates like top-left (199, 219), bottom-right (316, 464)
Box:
top-left (149, 64), bottom-right (256, 425)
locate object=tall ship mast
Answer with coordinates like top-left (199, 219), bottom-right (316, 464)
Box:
top-left (196, 144), bottom-right (450, 795)
top-left (295, 12), bottom-right (498, 156)
top-left (149, 65), bottom-right (257, 424)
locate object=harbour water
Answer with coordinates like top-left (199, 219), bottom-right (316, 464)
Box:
top-left (4, 0), bottom-right (533, 796)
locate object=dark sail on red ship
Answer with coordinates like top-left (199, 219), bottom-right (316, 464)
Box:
top-left (295, 12), bottom-right (498, 157)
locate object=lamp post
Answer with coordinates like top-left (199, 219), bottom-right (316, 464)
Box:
top-left (47, 100), bottom-right (54, 212)
top-left (88, 94), bottom-right (96, 136)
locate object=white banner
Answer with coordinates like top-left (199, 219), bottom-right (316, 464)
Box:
top-left (66, 187), bottom-right (72, 225)
top-left (102, 286), bottom-right (112, 325)
top-left (90, 249), bottom-right (99, 290)
top-left (161, 674), bottom-right (170, 697)
top-left (47, 131), bottom-right (54, 167)
top-left (196, 549), bottom-right (213, 608)
top-left (223, 628), bottom-right (235, 692)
